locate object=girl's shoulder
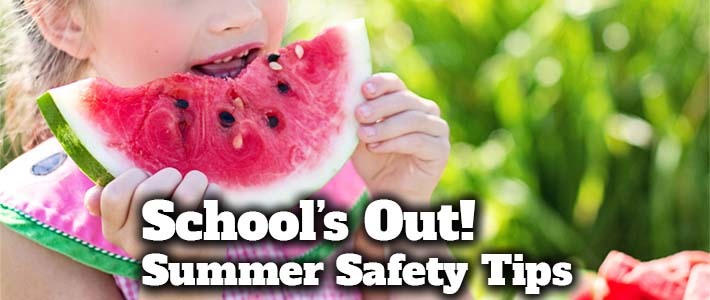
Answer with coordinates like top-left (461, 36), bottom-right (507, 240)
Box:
top-left (0, 138), bottom-right (140, 278)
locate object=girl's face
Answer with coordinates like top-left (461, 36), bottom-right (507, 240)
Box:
top-left (83, 0), bottom-right (288, 87)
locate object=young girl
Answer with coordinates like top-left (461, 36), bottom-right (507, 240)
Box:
top-left (1, 0), bottom-right (457, 299)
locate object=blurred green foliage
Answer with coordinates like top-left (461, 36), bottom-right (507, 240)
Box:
top-left (287, 0), bottom-right (709, 297)
top-left (1, 0), bottom-right (707, 297)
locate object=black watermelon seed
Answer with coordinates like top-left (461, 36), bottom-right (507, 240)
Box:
top-left (277, 82), bottom-right (290, 94)
top-left (219, 111), bottom-right (236, 127)
top-left (267, 53), bottom-right (281, 62)
top-left (267, 115), bottom-right (279, 128)
top-left (175, 99), bottom-right (189, 109)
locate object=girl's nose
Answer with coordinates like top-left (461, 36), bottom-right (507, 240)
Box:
top-left (208, 1), bottom-right (263, 33)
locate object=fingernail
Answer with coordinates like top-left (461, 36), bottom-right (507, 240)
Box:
top-left (362, 126), bottom-right (376, 137)
top-left (364, 82), bottom-right (376, 95)
top-left (358, 105), bottom-right (372, 118)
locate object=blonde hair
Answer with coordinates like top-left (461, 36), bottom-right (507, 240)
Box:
top-left (1, 0), bottom-right (89, 160)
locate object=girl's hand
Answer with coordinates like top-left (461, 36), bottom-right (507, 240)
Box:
top-left (351, 74), bottom-right (459, 299)
top-left (83, 168), bottom-right (224, 260)
top-left (352, 73), bottom-right (450, 205)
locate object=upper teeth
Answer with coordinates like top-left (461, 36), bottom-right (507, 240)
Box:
top-left (214, 56), bottom-right (235, 64)
top-left (212, 49), bottom-right (251, 64)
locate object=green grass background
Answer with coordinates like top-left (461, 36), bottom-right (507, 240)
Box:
top-left (2, 0), bottom-right (708, 298)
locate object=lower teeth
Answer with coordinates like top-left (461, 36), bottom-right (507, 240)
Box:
top-left (217, 70), bottom-right (241, 78)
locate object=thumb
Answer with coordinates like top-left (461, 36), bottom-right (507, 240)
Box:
top-left (84, 185), bottom-right (103, 216)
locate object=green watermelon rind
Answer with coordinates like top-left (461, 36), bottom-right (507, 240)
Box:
top-left (37, 92), bottom-right (115, 186)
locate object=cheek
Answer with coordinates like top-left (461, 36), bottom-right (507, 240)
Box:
top-left (87, 4), bottom-right (195, 86)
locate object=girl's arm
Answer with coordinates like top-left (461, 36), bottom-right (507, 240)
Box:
top-left (1, 225), bottom-right (221, 300)
top-left (1, 225), bottom-right (124, 300)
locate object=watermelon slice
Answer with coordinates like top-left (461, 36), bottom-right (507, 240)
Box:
top-left (574, 250), bottom-right (710, 300)
top-left (37, 20), bottom-right (371, 209)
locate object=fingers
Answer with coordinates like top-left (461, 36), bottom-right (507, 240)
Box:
top-left (358, 110), bottom-right (449, 143)
top-left (100, 169), bottom-right (149, 235)
top-left (84, 185), bottom-right (103, 216)
top-left (132, 168), bottom-right (183, 204)
top-left (98, 167), bottom-right (224, 259)
top-left (172, 170), bottom-right (209, 210)
top-left (357, 73), bottom-right (451, 162)
top-left (170, 173), bottom-right (227, 261)
top-left (121, 168), bottom-right (183, 245)
top-left (358, 73), bottom-right (445, 144)
top-left (204, 183), bottom-right (224, 200)
top-left (362, 73), bottom-right (407, 99)
top-left (367, 133), bottom-right (451, 161)
top-left (356, 91), bottom-right (440, 123)
top-left (145, 170), bottom-right (226, 261)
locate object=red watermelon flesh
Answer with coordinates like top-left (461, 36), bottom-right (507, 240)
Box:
top-left (575, 251), bottom-right (710, 300)
top-left (38, 20), bottom-right (371, 209)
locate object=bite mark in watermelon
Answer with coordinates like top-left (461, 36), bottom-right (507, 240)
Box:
top-left (38, 20), bottom-right (371, 209)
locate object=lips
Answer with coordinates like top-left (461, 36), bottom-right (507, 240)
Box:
top-left (192, 44), bottom-right (263, 79)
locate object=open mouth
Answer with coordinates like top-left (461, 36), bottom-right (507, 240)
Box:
top-left (192, 47), bottom-right (262, 79)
